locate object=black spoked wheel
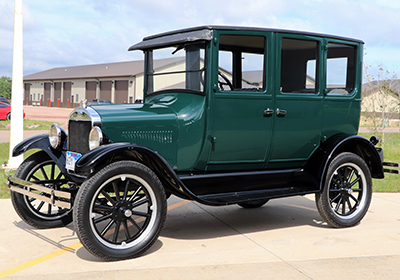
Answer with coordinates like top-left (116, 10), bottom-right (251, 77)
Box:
top-left (74, 161), bottom-right (167, 261)
top-left (316, 152), bottom-right (372, 228)
top-left (238, 199), bottom-right (269, 208)
top-left (10, 151), bottom-right (73, 229)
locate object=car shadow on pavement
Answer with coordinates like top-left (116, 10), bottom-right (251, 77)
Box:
top-left (13, 220), bottom-right (78, 250)
top-left (161, 196), bottom-right (330, 240)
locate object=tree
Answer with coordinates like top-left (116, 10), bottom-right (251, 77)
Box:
top-left (0, 76), bottom-right (12, 99)
top-left (362, 64), bottom-right (400, 146)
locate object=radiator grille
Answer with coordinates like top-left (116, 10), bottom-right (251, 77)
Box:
top-left (68, 120), bottom-right (91, 154)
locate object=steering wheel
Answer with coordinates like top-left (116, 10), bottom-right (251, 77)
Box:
top-left (218, 71), bottom-right (234, 91)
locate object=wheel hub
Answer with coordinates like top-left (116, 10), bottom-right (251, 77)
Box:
top-left (113, 201), bottom-right (133, 222)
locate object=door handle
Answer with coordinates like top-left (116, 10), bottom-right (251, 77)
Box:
top-left (264, 108), bottom-right (274, 115)
top-left (276, 108), bottom-right (287, 115)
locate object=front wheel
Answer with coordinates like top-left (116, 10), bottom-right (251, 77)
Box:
top-left (73, 161), bottom-right (167, 261)
top-left (316, 152), bottom-right (372, 228)
top-left (10, 151), bottom-right (73, 229)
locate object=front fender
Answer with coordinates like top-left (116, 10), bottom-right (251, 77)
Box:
top-left (13, 133), bottom-right (50, 157)
top-left (11, 133), bottom-right (79, 182)
top-left (304, 134), bottom-right (384, 191)
top-left (74, 143), bottom-right (195, 200)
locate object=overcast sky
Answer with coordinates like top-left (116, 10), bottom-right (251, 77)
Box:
top-left (1, 0), bottom-right (400, 79)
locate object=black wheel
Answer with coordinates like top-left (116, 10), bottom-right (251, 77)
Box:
top-left (6, 113), bottom-right (11, 120)
top-left (73, 161), bottom-right (167, 261)
top-left (238, 199), bottom-right (269, 208)
top-left (316, 152), bottom-right (372, 228)
top-left (10, 151), bottom-right (73, 229)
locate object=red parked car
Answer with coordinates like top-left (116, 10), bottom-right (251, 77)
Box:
top-left (0, 101), bottom-right (25, 120)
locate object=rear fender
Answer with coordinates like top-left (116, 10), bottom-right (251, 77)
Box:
top-left (304, 134), bottom-right (384, 191)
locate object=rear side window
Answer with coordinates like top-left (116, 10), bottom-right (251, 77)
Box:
top-left (326, 43), bottom-right (357, 95)
top-left (280, 38), bottom-right (319, 94)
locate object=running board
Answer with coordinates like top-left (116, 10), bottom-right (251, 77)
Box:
top-left (7, 176), bottom-right (72, 209)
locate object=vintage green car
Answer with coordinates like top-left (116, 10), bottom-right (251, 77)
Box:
top-left (8, 26), bottom-right (397, 261)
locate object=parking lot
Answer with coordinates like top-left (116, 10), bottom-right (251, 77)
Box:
top-left (1, 106), bottom-right (400, 279)
top-left (1, 193), bottom-right (399, 280)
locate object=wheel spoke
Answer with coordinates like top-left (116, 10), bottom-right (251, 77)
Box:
top-left (123, 220), bottom-right (131, 239)
top-left (50, 164), bottom-right (55, 180)
top-left (113, 221), bottom-right (121, 242)
top-left (128, 216), bottom-right (142, 231)
top-left (330, 193), bottom-right (341, 203)
top-left (40, 167), bottom-right (49, 181)
top-left (94, 213), bottom-right (113, 224)
top-left (346, 197), bottom-right (353, 211)
top-left (100, 220), bottom-right (115, 236)
top-left (36, 201), bottom-right (45, 211)
top-left (349, 193), bottom-right (359, 204)
top-left (341, 196), bottom-right (346, 214)
top-left (93, 204), bottom-right (113, 214)
top-left (101, 190), bottom-right (117, 206)
top-left (56, 171), bottom-right (63, 180)
top-left (131, 197), bottom-right (149, 209)
top-left (128, 186), bottom-right (143, 202)
top-left (349, 177), bottom-right (360, 188)
top-left (131, 210), bottom-right (150, 218)
top-left (31, 175), bottom-right (41, 181)
top-left (47, 203), bottom-right (52, 215)
top-left (122, 180), bottom-right (130, 201)
top-left (112, 181), bottom-right (120, 201)
top-left (335, 197), bottom-right (343, 212)
top-left (346, 169), bottom-right (355, 184)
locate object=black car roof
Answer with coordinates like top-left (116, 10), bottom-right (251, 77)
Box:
top-left (129, 25), bottom-right (364, 51)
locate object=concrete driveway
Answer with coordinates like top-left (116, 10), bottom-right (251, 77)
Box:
top-left (1, 193), bottom-right (399, 280)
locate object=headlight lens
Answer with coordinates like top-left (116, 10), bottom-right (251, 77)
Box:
top-left (89, 126), bottom-right (103, 150)
top-left (49, 124), bottom-right (63, 149)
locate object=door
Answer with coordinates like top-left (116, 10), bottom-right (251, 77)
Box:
top-left (268, 35), bottom-right (324, 168)
top-left (208, 33), bottom-right (273, 170)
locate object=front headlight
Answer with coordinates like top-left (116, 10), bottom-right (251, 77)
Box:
top-left (49, 123), bottom-right (65, 149)
top-left (89, 126), bottom-right (103, 150)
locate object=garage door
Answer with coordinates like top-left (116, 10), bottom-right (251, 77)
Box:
top-left (115, 80), bottom-right (129, 103)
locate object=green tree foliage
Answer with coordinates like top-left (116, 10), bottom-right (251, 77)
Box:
top-left (0, 76), bottom-right (12, 99)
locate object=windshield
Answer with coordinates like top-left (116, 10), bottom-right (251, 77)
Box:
top-left (145, 42), bottom-right (206, 96)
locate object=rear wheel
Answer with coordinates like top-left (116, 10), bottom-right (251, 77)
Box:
top-left (6, 113), bottom-right (11, 120)
top-left (74, 161), bottom-right (167, 261)
top-left (10, 151), bottom-right (73, 229)
top-left (316, 152), bottom-right (372, 228)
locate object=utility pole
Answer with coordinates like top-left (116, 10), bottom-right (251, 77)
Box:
top-left (7, 0), bottom-right (24, 169)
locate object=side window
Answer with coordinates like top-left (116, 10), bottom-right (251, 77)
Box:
top-left (326, 43), bottom-right (357, 95)
top-left (218, 35), bottom-right (265, 91)
top-left (280, 38), bottom-right (319, 93)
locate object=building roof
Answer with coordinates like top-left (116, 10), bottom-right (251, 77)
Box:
top-left (24, 57), bottom-right (184, 81)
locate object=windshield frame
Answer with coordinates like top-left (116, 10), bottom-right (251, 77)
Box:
top-left (144, 41), bottom-right (208, 97)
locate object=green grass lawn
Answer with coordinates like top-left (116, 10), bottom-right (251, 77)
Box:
top-left (0, 119), bottom-right (58, 130)
top-left (1, 133), bottom-right (399, 198)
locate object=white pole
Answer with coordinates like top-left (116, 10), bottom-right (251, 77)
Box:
top-left (7, 0), bottom-right (24, 169)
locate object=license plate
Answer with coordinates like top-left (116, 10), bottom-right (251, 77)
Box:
top-left (66, 151), bottom-right (82, 172)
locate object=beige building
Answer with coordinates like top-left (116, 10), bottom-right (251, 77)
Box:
top-left (23, 57), bottom-right (184, 108)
